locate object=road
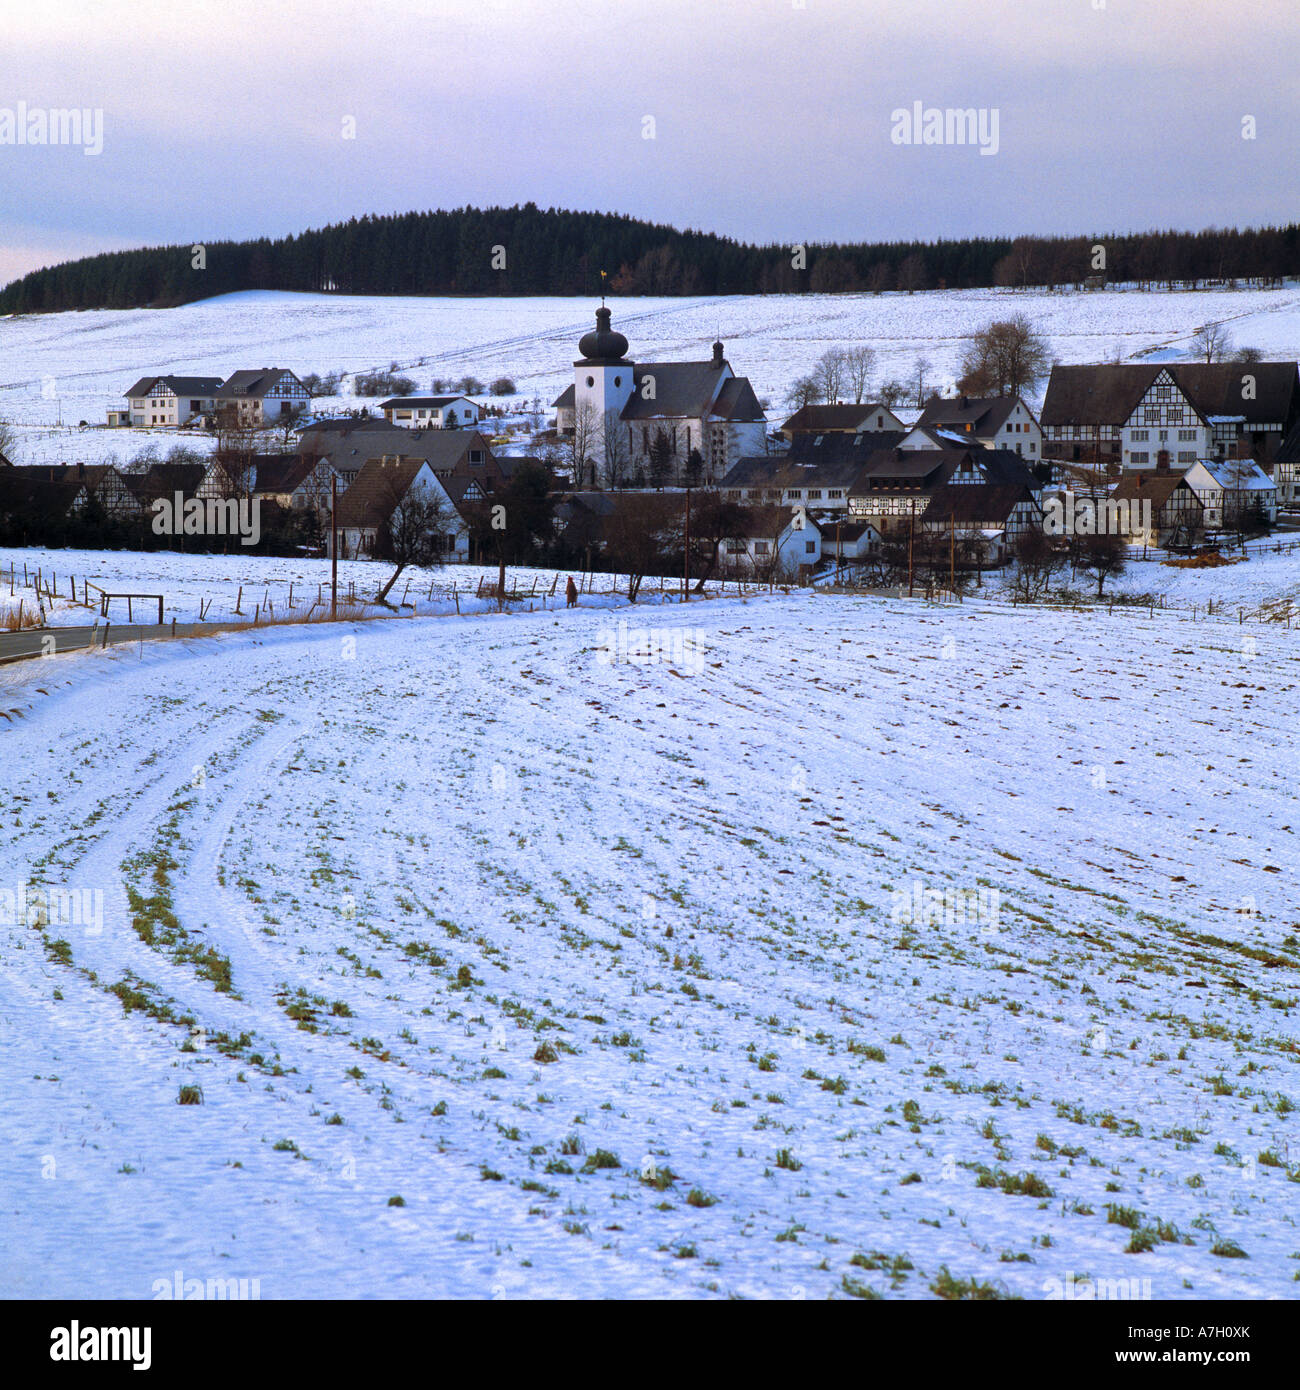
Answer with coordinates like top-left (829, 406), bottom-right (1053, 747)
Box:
top-left (0, 620), bottom-right (247, 664)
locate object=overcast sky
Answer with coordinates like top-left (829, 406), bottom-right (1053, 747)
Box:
top-left (0, 0), bottom-right (1295, 287)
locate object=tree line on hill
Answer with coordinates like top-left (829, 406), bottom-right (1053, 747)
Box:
top-left (2, 206), bottom-right (1297, 313)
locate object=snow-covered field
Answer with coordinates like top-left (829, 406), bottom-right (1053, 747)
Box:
top-left (3, 282), bottom-right (1300, 466)
top-left (0, 548), bottom-right (706, 630)
top-left (1, 585), bottom-right (1298, 1299)
top-left (5, 541), bottom-right (1300, 633)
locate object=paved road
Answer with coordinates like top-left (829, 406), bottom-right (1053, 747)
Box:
top-left (0, 621), bottom-right (247, 665)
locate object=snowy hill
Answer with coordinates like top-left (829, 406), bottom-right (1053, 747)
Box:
top-left (3, 283), bottom-right (1300, 467)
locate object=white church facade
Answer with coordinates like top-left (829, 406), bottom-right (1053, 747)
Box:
top-left (553, 305), bottom-right (768, 486)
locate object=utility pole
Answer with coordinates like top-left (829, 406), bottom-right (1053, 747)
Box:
top-left (949, 512), bottom-right (955, 592)
top-left (907, 500), bottom-right (915, 597)
top-left (682, 485), bottom-right (691, 601)
top-left (330, 474), bottom-right (338, 618)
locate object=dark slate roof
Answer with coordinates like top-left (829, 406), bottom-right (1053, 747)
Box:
top-left (335, 458), bottom-right (430, 529)
top-left (976, 448), bottom-right (1040, 489)
top-left (552, 384), bottom-right (575, 409)
top-left (721, 455), bottom-right (870, 493)
top-left (822, 519), bottom-right (877, 543)
top-left (300, 426), bottom-right (489, 474)
top-left (916, 394), bottom-right (1021, 436)
top-left (1111, 471), bottom-right (1201, 509)
top-left (298, 415), bottom-right (389, 437)
top-left (1041, 363), bottom-right (1300, 428)
top-left (124, 462), bottom-right (208, 499)
top-left (1276, 420), bottom-right (1300, 464)
top-left (787, 429), bottom-right (908, 464)
top-left (853, 450), bottom-right (965, 489)
top-left (0, 469), bottom-right (81, 514)
top-left (219, 368), bottom-right (299, 398)
top-left (620, 363), bottom-right (727, 421)
top-left (733, 504), bottom-right (821, 537)
top-left (250, 454), bottom-right (325, 495)
top-left (780, 403), bottom-right (894, 433)
top-left (710, 376), bottom-right (766, 423)
top-left (123, 375), bottom-right (224, 399)
top-left (921, 484), bottom-right (1038, 527)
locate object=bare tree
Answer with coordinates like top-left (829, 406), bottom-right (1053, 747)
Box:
top-left (812, 349), bottom-right (846, 405)
top-left (0, 418), bottom-right (18, 464)
top-left (958, 315), bottom-right (1051, 396)
top-left (842, 346), bottom-right (876, 404)
top-left (1190, 321), bottom-right (1233, 363)
top-left (1077, 532), bottom-right (1128, 598)
top-left (567, 400), bottom-right (600, 488)
top-left (374, 476), bottom-right (460, 605)
top-left (784, 376), bottom-right (823, 411)
top-left (1009, 528), bottom-right (1065, 601)
top-left (913, 356), bottom-right (933, 408)
top-left (601, 409), bottom-right (632, 489)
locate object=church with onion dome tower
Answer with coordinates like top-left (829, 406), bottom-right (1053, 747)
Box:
top-left (552, 303), bottom-right (768, 487)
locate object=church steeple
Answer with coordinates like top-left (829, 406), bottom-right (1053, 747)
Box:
top-left (577, 305), bottom-right (630, 365)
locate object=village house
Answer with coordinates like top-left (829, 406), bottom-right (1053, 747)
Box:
top-left (215, 368), bottom-right (311, 426)
top-left (298, 422), bottom-right (504, 493)
top-left (720, 455), bottom-right (870, 512)
top-left (1183, 458), bottom-right (1278, 531)
top-left (1108, 471), bottom-right (1205, 548)
top-left (919, 483), bottom-right (1043, 566)
top-left (1272, 420), bottom-right (1300, 508)
top-left (378, 395), bottom-right (480, 430)
top-left (333, 456), bottom-right (467, 561)
top-left (117, 375), bottom-right (224, 428)
top-left (1040, 362), bottom-right (1300, 469)
top-left (818, 518), bottom-right (882, 564)
top-left (16, 463), bottom-right (138, 517)
top-left (778, 402), bottom-right (904, 441)
top-left (721, 505), bottom-right (822, 578)
top-left (915, 393), bottom-right (1043, 457)
top-left (553, 305), bottom-right (767, 485)
top-left (122, 461), bottom-right (207, 513)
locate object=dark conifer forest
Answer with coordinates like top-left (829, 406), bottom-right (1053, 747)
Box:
top-left (2, 204), bottom-right (1296, 312)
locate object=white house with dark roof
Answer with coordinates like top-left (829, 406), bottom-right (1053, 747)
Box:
top-left (379, 395), bottom-right (480, 429)
top-left (554, 305), bottom-right (767, 486)
top-left (216, 368), bottom-right (310, 425)
top-left (118, 375), bottom-right (224, 427)
top-left (916, 394), bottom-right (1042, 458)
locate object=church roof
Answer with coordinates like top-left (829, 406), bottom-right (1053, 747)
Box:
top-left (576, 305), bottom-right (630, 365)
top-left (621, 362), bottom-right (728, 421)
top-left (710, 376), bottom-right (766, 423)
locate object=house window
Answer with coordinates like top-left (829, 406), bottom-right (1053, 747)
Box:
top-left (807, 489), bottom-right (822, 499)
top-left (1131, 429), bottom-right (1148, 442)
top-left (805, 541), bottom-right (816, 554)
top-left (1131, 451), bottom-right (1150, 464)
top-left (754, 541), bottom-right (769, 555)
top-left (788, 489), bottom-right (802, 499)
top-left (469, 450), bottom-right (483, 464)
top-left (1178, 429), bottom-right (1196, 441)
top-left (828, 489), bottom-right (842, 498)
top-left (1178, 451), bottom-right (1196, 463)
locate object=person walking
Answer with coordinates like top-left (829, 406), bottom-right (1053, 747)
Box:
top-left (565, 576), bottom-right (578, 609)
